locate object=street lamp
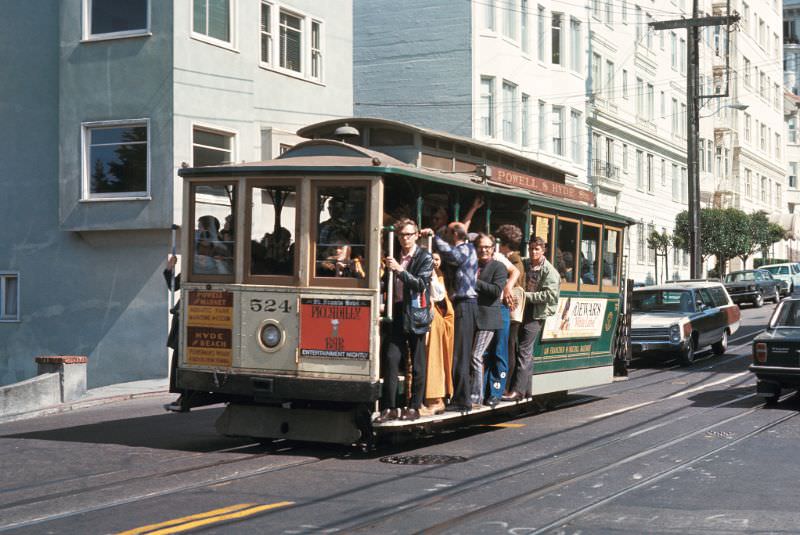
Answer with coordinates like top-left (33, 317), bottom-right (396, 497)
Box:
top-left (699, 101), bottom-right (749, 118)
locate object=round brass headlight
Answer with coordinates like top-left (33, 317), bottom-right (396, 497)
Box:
top-left (257, 319), bottom-right (285, 353)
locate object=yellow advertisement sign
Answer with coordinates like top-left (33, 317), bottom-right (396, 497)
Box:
top-left (186, 290), bottom-right (234, 367)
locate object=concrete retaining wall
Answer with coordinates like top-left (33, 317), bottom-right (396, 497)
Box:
top-left (0, 373), bottom-right (61, 418)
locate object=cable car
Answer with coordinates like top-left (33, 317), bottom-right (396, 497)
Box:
top-left (174, 118), bottom-right (633, 446)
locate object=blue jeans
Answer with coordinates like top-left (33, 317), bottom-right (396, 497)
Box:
top-left (483, 305), bottom-right (510, 400)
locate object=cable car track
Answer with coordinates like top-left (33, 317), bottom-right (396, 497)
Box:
top-left (0, 443), bottom-right (331, 532)
top-left (333, 392), bottom-right (797, 534)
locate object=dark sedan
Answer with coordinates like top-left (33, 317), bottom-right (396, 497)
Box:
top-left (723, 269), bottom-right (781, 307)
top-left (750, 298), bottom-right (800, 404)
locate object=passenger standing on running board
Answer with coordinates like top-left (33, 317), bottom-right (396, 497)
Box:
top-left (503, 236), bottom-right (560, 402)
top-left (422, 221), bottom-right (478, 413)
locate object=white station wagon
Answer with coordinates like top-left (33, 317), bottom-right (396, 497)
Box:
top-left (760, 263), bottom-right (800, 294)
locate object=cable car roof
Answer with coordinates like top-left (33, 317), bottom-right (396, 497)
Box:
top-left (179, 139), bottom-right (634, 226)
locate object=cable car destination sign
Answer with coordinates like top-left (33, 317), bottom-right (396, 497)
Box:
top-left (185, 290), bottom-right (234, 367)
top-left (490, 167), bottom-right (595, 205)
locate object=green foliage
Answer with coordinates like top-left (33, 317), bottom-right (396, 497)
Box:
top-left (675, 208), bottom-right (788, 274)
top-left (646, 229), bottom-right (671, 254)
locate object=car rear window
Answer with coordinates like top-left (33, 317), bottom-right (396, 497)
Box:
top-left (708, 286), bottom-right (729, 307)
top-left (632, 290), bottom-right (693, 312)
top-left (773, 300), bottom-right (800, 327)
top-left (725, 272), bottom-right (755, 282)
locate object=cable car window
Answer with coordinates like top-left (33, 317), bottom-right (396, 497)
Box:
top-left (603, 227), bottom-right (620, 288)
top-left (191, 184), bottom-right (235, 277)
top-left (532, 213), bottom-right (554, 262)
top-left (556, 218), bottom-right (578, 284)
top-left (250, 185), bottom-right (296, 276)
top-left (580, 223), bottom-right (600, 286)
top-left (315, 186), bottom-right (367, 279)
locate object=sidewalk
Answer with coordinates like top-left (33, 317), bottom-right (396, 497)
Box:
top-left (0, 378), bottom-right (171, 424)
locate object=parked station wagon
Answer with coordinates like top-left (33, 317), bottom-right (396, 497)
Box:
top-left (760, 263), bottom-right (800, 295)
top-left (630, 281), bottom-right (741, 366)
top-left (723, 269), bottom-right (781, 307)
top-left (750, 297), bottom-right (800, 404)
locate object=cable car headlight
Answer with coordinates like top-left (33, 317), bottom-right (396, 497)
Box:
top-left (257, 319), bottom-right (285, 353)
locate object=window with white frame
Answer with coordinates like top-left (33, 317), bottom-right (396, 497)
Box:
top-left (484, 0), bottom-right (495, 30)
top-left (605, 60), bottom-right (614, 97)
top-left (570, 18), bottom-right (581, 72)
top-left (592, 53), bottom-right (602, 94)
top-left (551, 13), bottom-right (562, 65)
top-left (521, 0), bottom-right (529, 53)
top-left (260, 2), bottom-right (272, 62)
top-left (521, 93), bottom-right (530, 146)
top-left (622, 143), bottom-right (629, 171)
top-left (743, 56), bottom-right (751, 86)
top-left (193, 126), bottom-right (234, 166)
top-left (670, 32), bottom-right (677, 69)
top-left (622, 69), bottom-right (628, 98)
top-left (789, 116), bottom-right (797, 144)
top-left (570, 109), bottom-right (581, 162)
top-left (502, 81), bottom-right (517, 143)
top-left (776, 133), bottom-right (781, 159)
top-left (193, 0), bottom-right (232, 45)
top-left (681, 167), bottom-right (688, 204)
top-left (480, 77), bottom-right (495, 137)
top-left (85, 0), bottom-right (148, 39)
top-left (83, 120), bottom-right (149, 199)
top-left (260, 4), bottom-right (323, 82)
top-left (636, 150), bottom-right (644, 190)
top-left (551, 106), bottom-right (564, 155)
top-left (660, 158), bottom-right (666, 186)
top-left (679, 38), bottom-right (686, 73)
top-left (671, 98), bottom-right (679, 134)
top-left (503, 0), bottom-right (517, 39)
top-left (538, 100), bottom-right (547, 150)
top-left (637, 222), bottom-right (645, 264)
top-left (777, 183), bottom-right (782, 207)
top-left (761, 176), bottom-right (768, 203)
top-left (0, 273), bottom-right (18, 322)
top-left (791, 163), bottom-right (798, 189)
top-left (647, 223), bottom-right (656, 264)
top-left (622, 0), bottom-right (628, 23)
top-left (537, 5), bottom-right (545, 62)
top-left (745, 168), bottom-right (753, 197)
top-left (647, 154), bottom-right (654, 192)
top-left (744, 112), bottom-right (751, 142)
top-left (672, 163), bottom-right (680, 201)
top-left (635, 5), bottom-right (642, 41)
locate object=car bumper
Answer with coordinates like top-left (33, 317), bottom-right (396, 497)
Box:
top-left (631, 339), bottom-right (688, 355)
top-left (749, 364), bottom-right (800, 387)
top-left (729, 291), bottom-right (759, 303)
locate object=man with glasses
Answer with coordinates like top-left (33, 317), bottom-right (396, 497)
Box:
top-left (375, 219), bottom-right (434, 422)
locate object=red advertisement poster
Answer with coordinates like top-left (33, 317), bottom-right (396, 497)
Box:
top-left (299, 298), bottom-right (371, 360)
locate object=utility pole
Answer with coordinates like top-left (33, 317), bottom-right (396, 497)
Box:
top-left (651, 4), bottom-right (739, 279)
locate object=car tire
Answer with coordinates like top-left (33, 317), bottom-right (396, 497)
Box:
top-left (712, 330), bottom-right (727, 356)
top-left (753, 292), bottom-right (764, 308)
top-left (765, 392), bottom-right (780, 407)
top-left (771, 287), bottom-right (780, 303)
top-left (679, 338), bottom-right (695, 366)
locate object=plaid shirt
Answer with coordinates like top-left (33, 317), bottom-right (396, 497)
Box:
top-left (432, 235), bottom-right (477, 299)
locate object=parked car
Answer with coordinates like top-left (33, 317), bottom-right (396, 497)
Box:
top-left (630, 281), bottom-right (741, 366)
top-left (760, 263), bottom-right (800, 295)
top-left (750, 298), bottom-right (800, 405)
top-left (723, 269), bottom-right (781, 307)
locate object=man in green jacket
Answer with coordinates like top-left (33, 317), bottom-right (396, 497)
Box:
top-left (503, 236), bottom-right (561, 401)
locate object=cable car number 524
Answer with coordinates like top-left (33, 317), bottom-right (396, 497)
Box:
top-left (250, 299), bottom-right (291, 313)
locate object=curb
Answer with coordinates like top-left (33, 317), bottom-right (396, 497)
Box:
top-left (0, 388), bottom-right (170, 425)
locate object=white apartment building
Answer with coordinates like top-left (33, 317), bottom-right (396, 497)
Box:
top-left (355, 0), bottom-right (589, 190)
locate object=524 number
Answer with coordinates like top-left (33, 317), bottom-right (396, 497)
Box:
top-left (250, 299), bottom-right (291, 313)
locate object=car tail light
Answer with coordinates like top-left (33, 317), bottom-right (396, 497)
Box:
top-left (753, 342), bottom-right (767, 363)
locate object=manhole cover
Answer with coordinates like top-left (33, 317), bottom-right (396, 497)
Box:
top-left (379, 454), bottom-right (468, 465)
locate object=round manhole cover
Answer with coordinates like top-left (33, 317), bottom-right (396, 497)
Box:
top-left (379, 454), bottom-right (468, 465)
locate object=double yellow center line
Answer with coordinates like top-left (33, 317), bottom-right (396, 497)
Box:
top-left (117, 501), bottom-right (294, 534)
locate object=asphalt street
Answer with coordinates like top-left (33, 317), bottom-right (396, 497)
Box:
top-left (0, 300), bottom-right (798, 534)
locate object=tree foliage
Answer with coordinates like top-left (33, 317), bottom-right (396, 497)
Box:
top-left (674, 208), bottom-right (784, 276)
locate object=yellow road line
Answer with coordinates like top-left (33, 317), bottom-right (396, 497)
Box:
top-left (117, 501), bottom-right (293, 535)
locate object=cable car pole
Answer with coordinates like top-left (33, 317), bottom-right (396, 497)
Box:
top-left (650, 5), bottom-right (739, 278)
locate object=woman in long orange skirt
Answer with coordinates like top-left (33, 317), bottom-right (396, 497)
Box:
top-left (421, 252), bottom-right (454, 416)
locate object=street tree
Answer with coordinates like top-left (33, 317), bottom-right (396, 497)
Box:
top-left (738, 211), bottom-right (771, 266)
top-left (647, 229), bottom-right (672, 283)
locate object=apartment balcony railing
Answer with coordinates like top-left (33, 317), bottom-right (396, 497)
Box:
top-left (591, 159), bottom-right (624, 191)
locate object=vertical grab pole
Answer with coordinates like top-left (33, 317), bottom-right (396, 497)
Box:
top-left (383, 226), bottom-right (395, 323)
top-left (170, 224), bottom-right (179, 309)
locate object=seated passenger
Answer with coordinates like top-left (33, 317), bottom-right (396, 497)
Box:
top-left (194, 215), bottom-right (232, 275)
top-left (318, 239), bottom-right (365, 279)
